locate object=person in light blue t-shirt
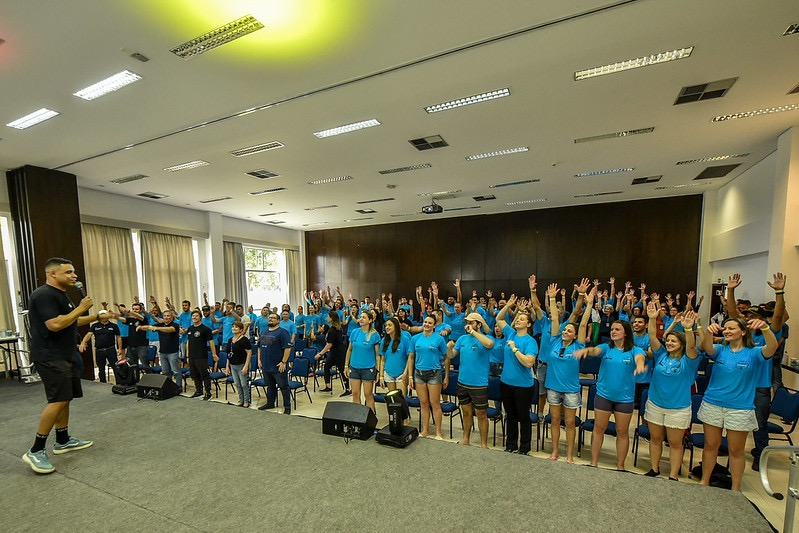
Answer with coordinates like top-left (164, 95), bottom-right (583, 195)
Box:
top-left (698, 315), bottom-right (777, 492)
top-left (407, 315), bottom-right (450, 439)
top-left (378, 317), bottom-right (411, 398)
top-left (344, 310), bottom-right (380, 414)
top-left (643, 303), bottom-right (701, 480)
top-left (575, 319), bottom-right (646, 470)
top-left (452, 313), bottom-right (494, 448)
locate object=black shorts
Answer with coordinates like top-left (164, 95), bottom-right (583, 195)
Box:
top-left (457, 383), bottom-right (488, 410)
top-left (35, 360), bottom-right (83, 403)
top-left (121, 337), bottom-right (129, 349)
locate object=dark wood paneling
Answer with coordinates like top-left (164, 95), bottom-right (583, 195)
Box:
top-left (305, 195), bottom-right (703, 304)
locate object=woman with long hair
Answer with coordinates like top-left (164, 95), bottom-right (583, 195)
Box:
top-left (225, 321), bottom-right (252, 408)
top-left (315, 311), bottom-right (348, 393)
top-left (575, 319), bottom-right (646, 470)
top-left (344, 310), bottom-right (380, 413)
top-left (643, 303), bottom-right (700, 479)
top-left (379, 317), bottom-right (411, 397)
top-left (496, 294), bottom-right (538, 455)
top-left (405, 315), bottom-right (449, 439)
top-left (544, 285), bottom-right (594, 463)
top-left (698, 316), bottom-right (777, 491)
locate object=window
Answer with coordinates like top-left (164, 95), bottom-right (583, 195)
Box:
top-left (244, 246), bottom-right (287, 310)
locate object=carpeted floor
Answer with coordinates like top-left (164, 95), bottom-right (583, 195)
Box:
top-left (0, 379), bottom-right (774, 532)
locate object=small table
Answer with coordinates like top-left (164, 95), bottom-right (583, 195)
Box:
top-left (0, 336), bottom-right (22, 381)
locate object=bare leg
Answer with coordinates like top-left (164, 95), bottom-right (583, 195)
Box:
top-left (417, 383), bottom-right (431, 437)
top-left (549, 403), bottom-right (562, 459)
top-left (460, 403), bottom-right (474, 445)
top-left (614, 411), bottom-right (633, 471)
top-left (476, 408), bottom-right (488, 448)
top-left (428, 383), bottom-right (444, 438)
top-left (350, 378), bottom-right (362, 405)
top-left (648, 422), bottom-right (665, 473)
top-left (700, 424), bottom-right (723, 486)
top-left (726, 429), bottom-right (749, 491)
top-left (591, 409), bottom-right (612, 466)
top-left (37, 401), bottom-right (69, 435)
top-left (564, 407), bottom-right (577, 463)
top-left (362, 380), bottom-right (376, 413)
top-left (667, 427), bottom-right (686, 479)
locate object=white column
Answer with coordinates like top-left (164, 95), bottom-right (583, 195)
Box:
top-left (205, 212), bottom-right (225, 304)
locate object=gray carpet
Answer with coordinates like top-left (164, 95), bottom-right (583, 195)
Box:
top-left (0, 379), bottom-right (774, 532)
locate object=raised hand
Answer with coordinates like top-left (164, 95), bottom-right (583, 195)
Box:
top-left (639, 283), bottom-right (646, 291)
top-left (546, 283), bottom-right (559, 299)
top-left (768, 272), bottom-right (786, 292)
top-left (727, 273), bottom-right (741, 289)
top-left (625, 281), bottom-right (632, 289)
top-left (681, 310), bottom-right (696, 329)
top-left (528, 275), bottom-right (537, 289)
top-left (454, 278), bottom-right (460, 288)
top-left (560, 288), bottom-right (566, 297)
top-left (486, 290), bottom-right (493, 298)
top-left (646, 302), bottom-right (659, 319)
top-left (616, 291), bottom-right (623, 300)
top-left (609, 277), bottom-right (615, 285)
top-left (593, 279), bottom-right (600, 287)
top-left (576, 277), bottom-right (591, 294)
top-left (747, 318), bottom-right (768, 331)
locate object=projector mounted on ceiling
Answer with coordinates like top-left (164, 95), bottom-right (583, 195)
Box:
top-left (421, 200), bottom-right (443, 214)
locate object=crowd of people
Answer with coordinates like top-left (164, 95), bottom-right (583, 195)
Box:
top-left (25, 257), bottom-right (791, 493)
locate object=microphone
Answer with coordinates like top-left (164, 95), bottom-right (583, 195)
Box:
top-left (75, 281), bottom-right (87, 298)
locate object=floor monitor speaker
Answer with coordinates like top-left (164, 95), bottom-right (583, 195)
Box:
top-left (136, 374), bottom-right (180, 401)
top-left (322, 401), bottom-right (377, 440)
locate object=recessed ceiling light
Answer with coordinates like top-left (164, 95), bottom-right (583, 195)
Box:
top-left (73, 70), bottom-right (141, 100)
top-left (655, 183), bottom-right (706, 190)
top-left (199, 196), bottom-right (232, 204)
top-left (424, 88), bottom-right (510, 113)
top-left (466, 146), bottom-right (528, 161)
top-left (574, 127), bottom-right (654, 143)
top-left (308, 175), bottom-right (353, 185)
top-left (574, 168), bottom-right (634, 177)
top-left (137, 191), bottom-right (169, 200)
top-left (230, 141), bottom-right (284, 156)
top-left (355, 209), bottom-right (376, 214)
top-left (574, 46), bottom-right (693, 80)
top-left (170, 15), bottom-right (264, 60)
top-left (505, 198), bottom-right (546, 206)
top-left (489, 178), bottom-right (540, 188)
top-left (711, 103), bottom-right (799, 122)
top-left (676, 153), bottom-right (749, 165)
top-left (164, 160), bottom-right (209, 172)
top-left (249, 187), bottom-right (286, 196)
top-left (783, 23), bottom-right (799, 36)
top-left (573, 191), bottom-right (623, 198)
top-left (356, 197), bottom-right (395, 204)
top-left (259, 211), bottom-right (288, 216)
top-left (6, 108), bottom-right (59, 129)
top-left (314, 119), bottom-right (380, 138)
top-left (302, 222), bottom-right (329, 227)
top-left (110, 174), bottom-right (147, 184)
top-left (264, 220), bottom-right (286, 224)
top-left (418, 190), bottom-right (461, 197)
top-left (304, 204), bottom-right (338, 211)
top-left (409, 135), bottom-right (448, 151)
top-left (378, 163), bottom-right (431, 175)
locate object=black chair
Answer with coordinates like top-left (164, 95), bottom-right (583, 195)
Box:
top-left (486, 376), bottom-right (504, 446)
top-left (632, 388), bottom-right (649, 466)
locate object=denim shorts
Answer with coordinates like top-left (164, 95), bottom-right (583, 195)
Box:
top-left (547, 389), bottom-right (582, 409)
top-left (414, 369), bottom-right (443, 385)
top-left (349, 366), bottom-right (377, 382)
top-left (536, 363), bottom-right (548, 395)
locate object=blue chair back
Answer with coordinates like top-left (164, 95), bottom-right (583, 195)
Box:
top-left (216, 351), bottom-right (228, 369)
top-left (587, 384), bottom-right (597, 411)
top-left (579, 356), bottom-right (601, 376)
top-left (147, 345), bottom-right (157, 363)
top-left (302, 347), bottom-right (318, 360)
top-left (690, 394), bottom-right (704, 424)
top-left (639, 388), bottom-right (649, 418)
top-left (294, 338), bottom-right (307, 353)
top-left (443, 371), bottom-right (458, 396)
top-left (487, 377), bottom-right (502, 402)
top-left (250, 354), bottom-right (259, 373)
top-left (771, 387), bottom-right (799, 424)
top-left (291, 357), bottom-right (310, 380)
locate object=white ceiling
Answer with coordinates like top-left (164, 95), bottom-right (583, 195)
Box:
top-left (1, 0), bottom-right (797, 230)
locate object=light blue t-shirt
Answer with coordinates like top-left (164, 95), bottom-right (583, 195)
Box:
top-left (500, 325), bottom-right (538, 388)
top-left (632, 333), bottom-right (653, 384)
top-left (220, 315), bottom-right (236, 344)
top-left (294, 314), bottom-right (306, 335)
top-left (254, 316), bottom-right (270, 336)
top-left (410, 332), bottom-right (448, 371)
top-left (446, 311), bottom-right (466, 341)
top-left (454, 334), bottom-right (491, 387)
top-left (380, 333), bottom-right (411, 378)
top-left (648, 346), bottom-right (701, 410)
top-left (279, 319), bottom-right (297, 339)
top-left (489, 336), bottom-right (506, 364)
top-left (595, 344), bottom-right (645, 403)
top-left (348, 327), bottom-right (380, 369)
top-left (178, 311), bottom-right (193, 342)
top-left (543, 334), bottom-right (583, 394)
top-left (704, 344), bottom-right (767, 410)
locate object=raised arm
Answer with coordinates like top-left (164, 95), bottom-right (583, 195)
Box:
top-left (496, 294), bottom-right (517, 330)
top-left (768, 272), bottom-right (787, 331)
top-left (577, 287), bottom-right (596, 344)
top-left (725, 273), bottom-right (744, 318)
top-left (547, 284), bottom-right (560, 337)
top-left (646, 302), bottom-right (662, 352)
top-left (681, 311), bottom-right (698, 359)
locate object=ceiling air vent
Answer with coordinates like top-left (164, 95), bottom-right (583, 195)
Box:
top-left (674, 78), bottom-right (737, 105)
top-left (789, 82), bottom-right (799, 95)
top-left (137, 191), bottom-right (168, 200)
top-left (631, 175), bottom-right (662, 185)
top-left (110, 174), bottom-right (147, 184)
top-left (408, 135), bottom-right (448, 151)
top-left (783, 23), bottom-right (799, 36)
top-left (694, 164), bottom-right (740, 180)
top-left (246, 169), bottom-right (280, 179)
top-left (473, 195), bottom-right (496, 202)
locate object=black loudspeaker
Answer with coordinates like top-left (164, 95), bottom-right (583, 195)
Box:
top-left (322, 401), bottom-right (377, 440)
top-left (136, 374), bottom-right (180, 401)
top-left (112, 384), bottom-right (138, 395)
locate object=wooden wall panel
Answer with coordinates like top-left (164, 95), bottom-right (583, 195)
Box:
top-left (305, 195), bottom-right (703, 304)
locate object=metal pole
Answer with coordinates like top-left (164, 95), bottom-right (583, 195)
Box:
top-left (759, 445), bottom-right (799, 533)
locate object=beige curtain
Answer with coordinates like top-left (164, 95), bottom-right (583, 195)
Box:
top-left (140, 231), bottom-right (198, 304)
top-left (286, 249), bottom-right (302, 311)
top-left (0, 229), bottom-right (15, 331)
top-left (223, 241), bottom-right (247, 306)
top-left (80, 224), bottom-right (138, 307)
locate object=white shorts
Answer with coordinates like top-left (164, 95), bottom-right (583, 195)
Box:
top-left (643, 399), bottom-right (691, 430)
top-left (697, 400), bottom-right (758, 432)
top-left (383, 371), bottom-right (403, 383)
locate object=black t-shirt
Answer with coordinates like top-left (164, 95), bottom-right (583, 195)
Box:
top-left (157, 319), bottom-right (180, 354)
top-left (187, 324), bottom-right (213, 361)
top-left (89, 321), bottom-right (120, 349)
top-left (28, 284), bottom-right (79, 362)
top-left (326, 326), bottom-right (346, 359)
top-left (126, 313), bottom-right (149, 347)
top-left (226, 336), bottom-right (252, 366)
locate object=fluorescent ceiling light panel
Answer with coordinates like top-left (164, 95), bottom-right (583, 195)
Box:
top-left (6, 108), bottom-right (59, 129)
top-left (505, 198), bottom-right (546, 206)
top-left (575, 46), bottom-right (693, 80)
top-left (676, 153), bottom-right (749, 165)
top-left (230, 141), bottom-right (284, 156)
top-left (489, 178), bottom-right (540, 189)
top-left (573, 191), bottom-right (623, 198)
top-left (304, 204), bottom-right (338, 211)
top-left (137, 191), bottom-right (169, 199)
top-left (264, 220), bottom-right (286, 224)
top-left (354, 209), bottom-right (376, 214)
top-left (308, 175), bottom-right (353, 185)
top-left (711, 103), bottom-right (799, 122)
top-left (574, 167), bottom-right (634, 177)
top-left (313, 119), bottom-right (380, 138)
top-left (574, 127), bottom-right (654, 143)
top-left (418, 189), bottom-right (461, 197)
top-left (378, 163), bottom-right (431, 175)
top-left (446, 206), bottom-right (481, 212)
top-left (302, 222), bottom-right (329, 227)
top-left (466, 146), bottom-right (528, 161)
top-left (73, 70), bottom-right (141, 100)
top-left (249, 187), bottom-right (286, 196)
top-left (199, 196), bottom-right (232, 204)
top-left (344, 217), bottom-right (374, 222)
top-left (110, 174), bottom-right (147, 184)
top-left (356, 197), bottom-right (395, 205)
top-left (655, 183), bottom-right (706, 190)
top-left (170, 15), bottom-right (264, 60)
top-left (164, 160), bottom-right (209, 172)
top-left (390, 213), bottom-right (416, 218)
top-left (424, 88), bottom-right (510, 113)
top-left (259, 211), bottom-right (288, 217)
top-left (783, 23), bottom-right (799, 36)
